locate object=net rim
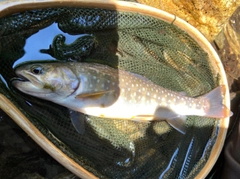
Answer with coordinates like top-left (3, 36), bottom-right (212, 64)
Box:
top-left (0, 1), bottom-right (230, 179)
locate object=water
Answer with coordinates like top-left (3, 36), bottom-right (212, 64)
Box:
top-left (13, 23), bottom-right (84, 68)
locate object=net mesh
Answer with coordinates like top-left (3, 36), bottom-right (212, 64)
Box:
top-left (0, 6), bottom-right (221, 179)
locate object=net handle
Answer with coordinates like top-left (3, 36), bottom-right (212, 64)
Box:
top-left (0, 94), bottom-right (99, 179)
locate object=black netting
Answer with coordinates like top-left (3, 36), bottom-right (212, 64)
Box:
top-left (0, 6), bottom-right (221, 179)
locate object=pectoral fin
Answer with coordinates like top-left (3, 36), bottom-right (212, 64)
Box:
top-left (155, 107), bottom-right (186, 134)
top-left (75, 90), bottom-right (114, 99)
top-left (69, 110), bottom-right (86, 134)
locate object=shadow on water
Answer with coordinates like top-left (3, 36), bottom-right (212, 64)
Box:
top-left (0, 3), bottom-right (224, 179)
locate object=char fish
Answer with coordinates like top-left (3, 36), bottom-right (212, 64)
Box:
top-left (12, 62), bottom-right (232, 134)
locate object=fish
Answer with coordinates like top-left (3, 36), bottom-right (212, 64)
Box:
top-left (11, 62), bottom-right (232, 134)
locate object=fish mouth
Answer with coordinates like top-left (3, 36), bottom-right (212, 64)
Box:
top-left (15, 70), bottom-right (44, 88)
top-left (11, 74), bottom-right (30, 82)
top-left (12, 77), bottom-right (52, 95)
top-left (11, 70), bottom-right (49, 95)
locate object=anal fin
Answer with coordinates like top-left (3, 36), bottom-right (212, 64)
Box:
top-left (166, 116), bottom-right (186, 134)
top-left (154, 107), bottom-right (186, 134)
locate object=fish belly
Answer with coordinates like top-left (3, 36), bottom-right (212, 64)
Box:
top-left (81, 96), bottom-right (156, 120)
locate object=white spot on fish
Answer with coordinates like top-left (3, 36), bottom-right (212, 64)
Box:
top-left (97, 79), bottom-right (100, 83)
top-left (101, 84), bottom-right (105, 88)
top-left (107, 80), bottom-right (110, 83)
top-left (132, 84), bottom-right (134, 87)
top-left (90, 84), bottom-right (93, 88)
top-left (122, 79), bottom-right (124, 82)
top-left (112, 82), bottom-right (115, 85)
top-left (93, 76), bottom-right (96, 79)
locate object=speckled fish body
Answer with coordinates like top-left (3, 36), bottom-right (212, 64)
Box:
top-left (12, 62), bottom-right (232, 134)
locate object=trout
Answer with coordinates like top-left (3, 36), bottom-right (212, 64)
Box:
top-left (12, 62), bottom-right (232, 134)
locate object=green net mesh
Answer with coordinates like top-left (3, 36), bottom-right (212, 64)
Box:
top-left (0, 6), bottom-right (221, 178)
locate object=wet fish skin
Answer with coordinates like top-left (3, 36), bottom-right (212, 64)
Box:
top-left (12, 62), bottom-right (232, 134)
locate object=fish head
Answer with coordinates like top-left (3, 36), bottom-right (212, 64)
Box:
top-left (12, 62), bottom-right (79, 100)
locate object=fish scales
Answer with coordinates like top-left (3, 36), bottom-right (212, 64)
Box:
top-left (72, 63), bottom-right (205, 119)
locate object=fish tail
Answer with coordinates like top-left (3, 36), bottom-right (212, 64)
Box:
top-left (202, 85), bottom-right (232, 118)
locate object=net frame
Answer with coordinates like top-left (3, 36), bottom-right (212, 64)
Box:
top-left (0, 1), bottom-right (230, 179)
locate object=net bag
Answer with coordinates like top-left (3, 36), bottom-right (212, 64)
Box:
top-left (0, 1), bottom-right (230, 178)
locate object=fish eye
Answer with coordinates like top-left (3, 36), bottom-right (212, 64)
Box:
top-left (31, 66), bottom-right (43, 75)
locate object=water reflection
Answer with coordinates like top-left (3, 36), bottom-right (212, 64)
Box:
top-left (13, 23), bottom-right (84, 67)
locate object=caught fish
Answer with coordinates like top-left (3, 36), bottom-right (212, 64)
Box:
top-left (12, 62), bottom-right (232, 134)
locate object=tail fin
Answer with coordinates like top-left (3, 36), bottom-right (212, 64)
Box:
top-left (201, 85), bottom-right (232, 118)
